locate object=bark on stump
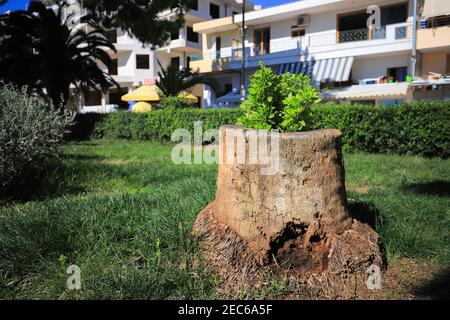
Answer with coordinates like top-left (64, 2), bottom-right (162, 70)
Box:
top-left (193, 126), bottom-right (383, 298)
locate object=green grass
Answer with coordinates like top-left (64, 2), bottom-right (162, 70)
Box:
top-left (0, 140), bottom-right (449, 299)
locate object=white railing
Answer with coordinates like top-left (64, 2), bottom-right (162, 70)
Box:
top-left (189, 47), bottom-right (233, 61)
top-left (80, 105), bottom-right (118, 114)
top-left (192, 22), bottom-right (412, 63)
top-left (270, 38), bottom-right (303, 52)
top-left (209, 47), bottom-right (233, 59)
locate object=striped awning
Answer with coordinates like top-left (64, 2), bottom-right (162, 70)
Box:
top-left (278, 61), bottom-right (314, 76)
top-left (278, 56), bottom-right (354, 83)
top-left (321, 83), bottom-right (410, 100)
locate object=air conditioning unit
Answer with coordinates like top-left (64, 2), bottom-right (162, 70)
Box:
top-left (297, 15), bottom-right (310, 27)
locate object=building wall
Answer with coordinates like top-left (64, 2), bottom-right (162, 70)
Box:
top-left (417, 26), bottom-right (450, 51)
top-left (421, 51), bottom-right (450, 78)
top-left (352, 54), bottom-right (411, 81)
top-left (244, 0), bottom-right (412, 55)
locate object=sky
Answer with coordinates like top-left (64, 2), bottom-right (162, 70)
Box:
top-left (1, 0), bottom-right (295, 14)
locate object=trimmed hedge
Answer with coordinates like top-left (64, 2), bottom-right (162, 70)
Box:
top-left (66, 113), bottom-right (105, 141)
top-left (92, 108), bottom-right (242, 141)
top-left (310, 102), bottom-right (450, 158)
top-left (72, 102), bottom-right (450, 158)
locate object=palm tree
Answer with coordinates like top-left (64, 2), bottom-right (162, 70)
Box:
top-left (0, 1), bottom-right (118, 109)
top-left (156, 60), bottom-right (221, 97)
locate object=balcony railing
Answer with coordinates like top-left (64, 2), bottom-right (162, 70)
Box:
top-left (189, 47), bottom-right (233, 61)
top-left (190, 22), bottom-right (411, 64)
top-left (338, 27), bottom-right (387, 43)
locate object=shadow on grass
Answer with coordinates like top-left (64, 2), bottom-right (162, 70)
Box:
top-left (402, 180), bottom-right (450, 197)
top-left (1, 156), bottom-right (204, 203)
top-left (348, 200), bottom-right (380, 229)
top-left (61, 154), bottom-right (105, 161)
top-left (413, 267), bottom-right (450, 299)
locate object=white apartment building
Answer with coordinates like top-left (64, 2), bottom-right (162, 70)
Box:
top-left (191, 0), bottom-right (426, 107)
top-left (66, 0), bottom-right (450, 110)
top-left (66, 0), bottom-right (257, 111)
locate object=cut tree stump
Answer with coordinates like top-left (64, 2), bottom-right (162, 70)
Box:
top-left (193, 126), bottom-right (384, 298)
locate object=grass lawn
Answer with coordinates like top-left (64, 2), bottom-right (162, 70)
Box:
top-left (0, 140), bottom-right (449, 299)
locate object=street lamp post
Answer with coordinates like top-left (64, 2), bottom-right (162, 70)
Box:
top-left (240, 0), bottom-right (246, 102)
top-left (411, 0), bottom-right (418, 79)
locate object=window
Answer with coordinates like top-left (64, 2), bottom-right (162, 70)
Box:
top-left (380, 3), bottom-right (408, 26)
top-left (187, 56), bottom-right (191, 70)
top-left (338, 3), bottom-right (407, 43)
top-left (215, 36), bottom-right (221, 58)
top-left (171, 28), bottom-right (179, 41)
top-left (136, 55), bottom-right (150, 69)
top-left (225, 83), bottom-right (233, 94)
top-left (109, 59), bottom-right (118, 75)
top-left (291, 26), bottom-right (306, 38)
top-left (106, 29), bottom-right (117, 43)
top-left (210, 3), bottom-right (220, 19)
top-left (187, 0), bottom-right (198, 11)
top-left (171, 57), bottom-right (180, 70)
top-left (187, 26), bottom-right (199, 43)
top-left (380, 99), bottom-right (404, 107)
top-left (254, 27), bottom-right (270, 55)
top-left (387, 66), bottom-right (408, 82)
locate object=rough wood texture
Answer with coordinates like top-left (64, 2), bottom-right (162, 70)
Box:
top-left (193, 126), bottom-right (383, 297)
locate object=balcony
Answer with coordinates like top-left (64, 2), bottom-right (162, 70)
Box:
top-left (159, 38), bottom-right (202, 54)
top-left (338, 24), bottom-right (409, 43)
top-left (193, 17), bottom-right (236, 34)
top-left (229, 22), bottom-right (412, 69)
top-left (190, 22), bottom-right (412, 73)
top-left (185, 9), bottom-right (211, 23)
top-left (417, 25), bottom-right (450, 51)
top-left (189, 48), bottom-right (233, 73)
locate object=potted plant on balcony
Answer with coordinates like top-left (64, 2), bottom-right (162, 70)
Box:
top-left (192, 62), bottom-right (383, 298)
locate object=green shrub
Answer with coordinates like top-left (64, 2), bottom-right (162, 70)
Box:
top-left (0, 84), bottom-right (72, 191)
top-left (92, 108), bottom-right (243, 141)
top-left (66, 113), bottom-right (105, 141)
top-left (73, 101), bottom-right (449, 158)
top-left (160, 96), bottom-right (195, 109)
top-left (310, 102), bottom-right (450, 157)
top-left (238, 62), bottom-right (320, 132)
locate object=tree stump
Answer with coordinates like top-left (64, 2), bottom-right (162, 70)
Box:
top-left (193, 126), bottom-right (383, 298)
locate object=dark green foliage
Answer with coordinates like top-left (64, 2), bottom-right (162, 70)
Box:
top-left (156, 60), bottom-right (220, 97)
top-left (0, 84), bottom-right (72, 191)
top-left (160, 96), bottom-right (195, 110)
top-left (91, 108), bottom-right (242, 141)
top-left (81, 0), bottom-right (187, 47)
top-left (66, 113), bottom-right (105, 141)
top-left (238, 62), bottom-right (320, 132)
top-left (0, 1), bottom-right (118, 108)
top-left (310, 102), bottom-right (450, 158)
top-left (72, 101), bottom-right (450, 158)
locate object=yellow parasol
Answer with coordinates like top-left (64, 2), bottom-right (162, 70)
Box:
top-left (122, 84), bottom-right (198, 103)
top-left (121, 84), bottom-right (161, 102)
top-left (177, 91), bottom-right (198, 103)
top-left (132, 101), bottom-right (152, 113)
